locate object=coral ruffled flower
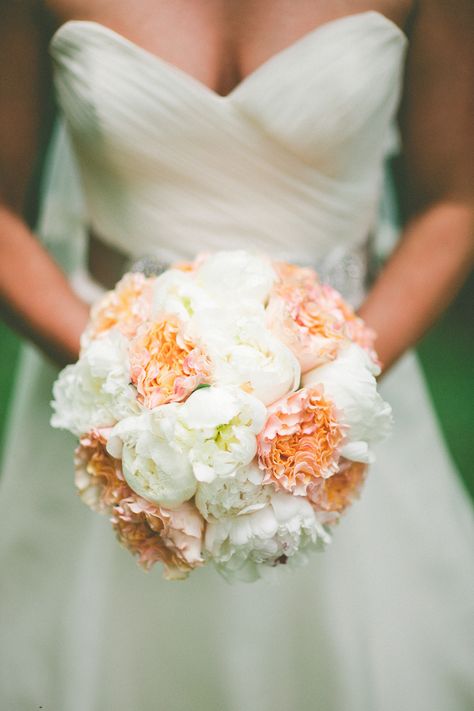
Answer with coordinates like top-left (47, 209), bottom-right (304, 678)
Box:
top-left (257, 386), bottom-right (345, 495)
top-left (112, 497), bottom-right (204, 579)
top-left (307, 459), bottom-right (367, 523)
top-left (75, 430), bottom-right (130, 513)
top-left (129, 315), bottom-right (211, 408)
top-left (87, 273), bottom-right (153, 340)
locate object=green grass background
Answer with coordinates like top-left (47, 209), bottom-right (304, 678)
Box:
top-left (1, 277), bottom-right (473, 499)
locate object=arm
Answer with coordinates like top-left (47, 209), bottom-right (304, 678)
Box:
top-left (0, 1), bottom-right (89, 366)
top-left (359, 0), bottom-right (474, 371)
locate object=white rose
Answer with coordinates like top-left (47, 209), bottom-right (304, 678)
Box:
top-left (107, 407), bottom-right (197, 508)
top-left (152, 269), bottom-right (215, 321)
top-left (195, 460), bottom-right (270, 521)
top-left (51, 331), bottom-right (139, 436)
top-left (302, 343), bottom-right (392, 463)
top-left (205, 491), bottom-right (330, 582)
top-left (172, 385), bottom-right (266, 484)
top-left (187, 307), bottom-right (301, 406)
top-left (195, 250), bottom-right (277, 303)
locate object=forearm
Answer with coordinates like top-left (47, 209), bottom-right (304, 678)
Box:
top-left (359, 200), bottom-right (474, 372)
top-left (0, 204), bottom-right (90, 366)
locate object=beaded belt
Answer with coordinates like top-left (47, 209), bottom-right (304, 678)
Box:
top-left (72, 231), bottom-right (374, 308)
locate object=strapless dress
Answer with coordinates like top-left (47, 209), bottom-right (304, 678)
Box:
top-left (1, 11), bottom-right (473, 711)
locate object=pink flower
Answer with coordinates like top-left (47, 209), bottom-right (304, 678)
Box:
top-left (75, 431), bottom-right (129, 513)
top-left (75, 431), bottom-right (205, 579)
top-left (316, 284), bottom-right (379, 366)
top-left (267, 264), bottom-right (379, 371)
top-left (112, 497), bottom-right (204, 579)
top-left (87, 273), bottom-right (154, 340)
top-left (257, 386), bottom-right (345, 495)
top-left (128, 315), bottom-right (211, 408)
top-left (307, 459), bottom-right (367, 524)
top-left (266, 266), bottom-right (344, 373)
top-left (272, 261), bottom-right (320, 292)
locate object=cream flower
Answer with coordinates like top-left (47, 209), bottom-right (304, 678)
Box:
top-left (51, 330), bottom-right (140, 436)
top-left (195, 250), bottom-right (277, 303)
top-left (195, 460), bottom-right (270, 521)
top-left (129, 315), bottom-right (211, 408)
top-left (107, 408), bottom-right (197, 508)
top-left (187, 307), bottom-right (301, 406)
top-left (205, 491), bottom-right (330, 582)
top-left (172, 385), bottom-right (267, 483)
top-left (302, 343), bottom-right (392, 463)
top-left (257, 386), bottom-right (344, 495)
top-left (152, 269), bottom-right (215, 322)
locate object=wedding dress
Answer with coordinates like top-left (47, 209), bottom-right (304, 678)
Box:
top-left (1, 11), bottom-right (473, 711)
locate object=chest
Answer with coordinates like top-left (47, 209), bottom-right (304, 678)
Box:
top-left (45, 0), bottom-right (412, 97)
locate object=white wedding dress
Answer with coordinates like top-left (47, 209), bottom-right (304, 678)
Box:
top-left (1, 12), bottom-right (473, 711)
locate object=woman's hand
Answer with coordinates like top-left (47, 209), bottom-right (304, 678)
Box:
top-left (359, 0), bottom-right (474, 373)
top-left (0, 206), bottom-right (90, 367)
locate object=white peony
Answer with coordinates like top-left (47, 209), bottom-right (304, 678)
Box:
top-left (187, 307), bottom-right (301, 406)
top-left (51, 330), bottom-right (140, 436)
top-left (171, 385), bottom-right (267, 484)
top-left (195, 250), bottom-right (277, 303)
top-left (302, 343), bottom-right (392, 463)
top-left (106, 407), bottom-right (197, 508)
top-left (152, 269), bottom-right (215, 321)
top-left (195, 460), bottom-right (270, 521)
top-left (205, 491), bottom-right (330, 582)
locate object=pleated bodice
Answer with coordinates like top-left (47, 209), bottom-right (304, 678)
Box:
top-left (49, 11), bottom-right (407, 264)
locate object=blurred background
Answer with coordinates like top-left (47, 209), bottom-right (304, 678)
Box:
top-left (1, 275), bottom-right (473, 498)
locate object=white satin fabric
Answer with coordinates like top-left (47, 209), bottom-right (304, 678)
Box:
top-left (1, 12), bottom-right (473, 711)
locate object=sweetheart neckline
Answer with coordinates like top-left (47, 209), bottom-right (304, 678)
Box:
top-left (50, 10), bottom-right (407, 101)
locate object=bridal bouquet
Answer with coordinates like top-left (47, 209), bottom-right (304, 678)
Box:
top-left (51, 250), bottom-right (392, 581)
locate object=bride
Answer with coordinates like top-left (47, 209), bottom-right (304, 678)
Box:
top-left (1, 1), bottom-right (473, 709)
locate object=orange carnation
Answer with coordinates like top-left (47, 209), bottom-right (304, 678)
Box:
top-left (129, 315), bottom-right (211, 408)
top-left (257, 386), bottom-right (345, 495)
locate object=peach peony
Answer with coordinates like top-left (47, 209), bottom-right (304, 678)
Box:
top-left (75, 430), bottom-right (130, 513)
top-left (112, 497), bottom-right (204, 579)
top-left (257, 386), bottom-right (345, 495)
top-left (272, 261), bottom-right (320, 292)
top-left (129, 315), bottom-right (211, 408)
top-left (267, 267), bottom-right (345, 373)
top-left (88, 272), bottom-right (154, 340)
top-left (317, 284), bottom-right (379, 366)
top-left (307, 459), bottom-right (367, 522)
